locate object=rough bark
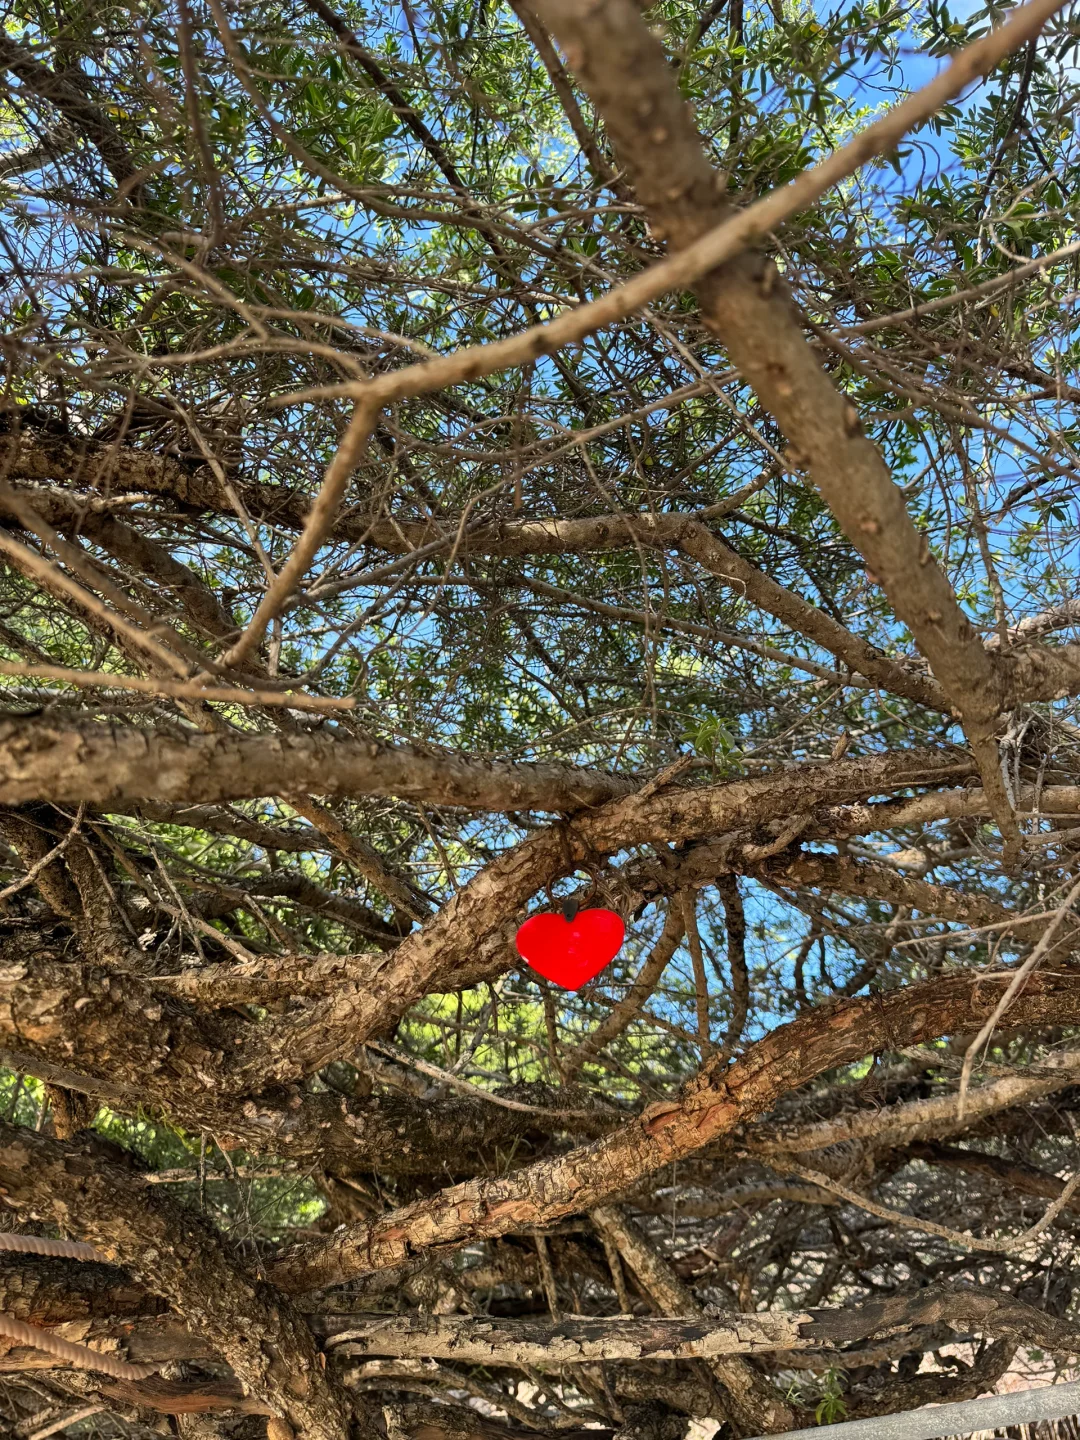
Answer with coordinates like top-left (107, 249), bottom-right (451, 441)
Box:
top-left (320, 1286), bottom-right (1080, 1366)
top-left (0, 1124), bottom-right (354, 1439)
top-left (230, 746), bottom-right (973, 1090)
top-left (0, 714), bottom-right (636, 812)
top-left (0, 944), bottom-right (612, 1171)
top-left (0, 1252), bottom-right (165, 1327)
top-left (590, 1205), bottom-right (798, 1434)
top-left (266, 963), bottom-right (1080, 1290)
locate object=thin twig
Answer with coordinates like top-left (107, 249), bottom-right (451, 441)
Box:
top-left (0, 659), bottom-right (355, 712)
top-left (29, 1406), bottom-right (106, 1440)
top-left (282, 0), bottom-right (1070, 414)
top-left (365, 1040), bottom-right (614, 1122)
top-left (958, 871), bottom-right (1080, 1117)
top-left (779, 1158), bottom-right (1080, 1255)
top-left (218, 398), bottom-right (380, 667)
top-left (0, 803), bottom-right (85, 904)
top-left (680, 890), bottom-right (712, 1058)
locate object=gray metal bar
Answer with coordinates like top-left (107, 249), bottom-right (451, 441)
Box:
top-left (747, 1378), bottom-right (1080, 1440)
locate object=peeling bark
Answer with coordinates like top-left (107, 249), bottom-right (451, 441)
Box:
top-left (267, 964), bottom-right (1080, 1290)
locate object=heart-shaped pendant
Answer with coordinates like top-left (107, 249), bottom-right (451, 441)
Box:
top-left (515, 908), bottom-right (626, 990)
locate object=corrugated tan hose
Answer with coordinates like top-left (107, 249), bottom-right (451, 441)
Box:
top-left (0, 1233), bottom-right (103, 1262)
top-left (0, 1232), bottom-right (160, 1381)
top-left (0, 1310), bottom-right (160, 1380)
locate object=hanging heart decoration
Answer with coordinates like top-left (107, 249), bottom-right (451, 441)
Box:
top-left (515, 907), bottom-right (626, 990)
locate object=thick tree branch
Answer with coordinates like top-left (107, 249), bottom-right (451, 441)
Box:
top-left (0, 1252), bottom-right (165, 1327)
top-left (266, 964), bottom-right (1080, 1291)
top-left (0, 714), bottom-right (637, 812)
top-left (527, 0), bottom-right (1069, 856)
top-left (0, 36), bottom-right (138, 188)
top-left (232, 747), bottom-right (972, 1090)
top-left (17, 431), bottom-right (1080, 718)
top-left (0, 944), bottom-right (615, 1173)
top-left (1, 454), bottom-right (948, 713)
top-left (0, 1124), bottom-right (353, 1439)
top-left (747, 1046), bottom-right (1080, 1158)
top-left (322, 1286), bottom-right (1080, 1367)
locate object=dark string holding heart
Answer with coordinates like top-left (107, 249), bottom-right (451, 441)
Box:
top-left (515, 894), bottom-right (626, 991)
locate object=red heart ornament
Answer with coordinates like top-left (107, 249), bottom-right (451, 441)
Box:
top-left (515, 908), bottom-right (626, 990)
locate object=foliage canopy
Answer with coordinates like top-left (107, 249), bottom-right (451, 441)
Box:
top-left (2, 0), bottom-right (1080, 1435)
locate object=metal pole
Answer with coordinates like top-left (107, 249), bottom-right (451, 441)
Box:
top-left (747, 1377), bottom-right (1080, 1440)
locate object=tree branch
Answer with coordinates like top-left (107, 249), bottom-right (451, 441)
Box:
top-left (322, 1285), bottom-right (1080, 1367)
top-left (0, 35), bottom-right (138, 189)
top-left (232, 747), bottom-right (972, 1091)
top-left (0, 1124), bottom-right (353, 1439)
top-left (563, 903), bottom-right (684, 1078)
top-left (266, 963), bottom-right (1080, 1291)
top-left (590, 1205), bottom-right (797, 1433)
top-left (527, 0), bottom-right (1069, 859)
top-left (0, 713), bottom-right (638, 812)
